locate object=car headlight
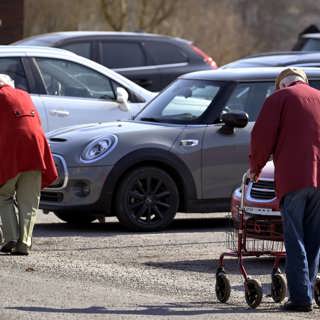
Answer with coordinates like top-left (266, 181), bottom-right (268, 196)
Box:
top-left (80, 135), bottom-right (118, 163)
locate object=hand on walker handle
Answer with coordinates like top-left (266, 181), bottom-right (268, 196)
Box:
top-left (247, 169), bottom-right (259, 182)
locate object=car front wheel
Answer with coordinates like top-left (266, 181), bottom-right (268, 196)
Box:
top-left (115, 166), bottom-right (179, 231)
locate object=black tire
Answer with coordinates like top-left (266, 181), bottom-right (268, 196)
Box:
top-left (245, 278), bottom-right (263, 309)
top-left (314, 276), bottom-right (320, 306)
top-left (115, 166), bottom-right (179, 231)
top-left (215, 272), bottom-right (231, 303)
top-left (271, 273), bottom-right (287, 303)
top-left (54, 210), bottom-right (97, 225)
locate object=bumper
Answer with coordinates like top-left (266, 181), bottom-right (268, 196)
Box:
top-left (40, 165), bottom-right (113, 212)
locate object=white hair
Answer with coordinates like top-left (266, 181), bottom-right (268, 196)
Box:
top-left (0, 74), bottom-right (15, 88)
top-left (279, 75), bottom-right (306, 89)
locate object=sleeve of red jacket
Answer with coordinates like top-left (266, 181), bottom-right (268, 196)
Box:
top-left (249, 93), bottom-right (282, 175)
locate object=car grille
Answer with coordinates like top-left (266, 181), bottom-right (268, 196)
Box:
top-left (250, 180), bottom-right (276, 200)
top-left (48, 155), bottom-right (67, 189)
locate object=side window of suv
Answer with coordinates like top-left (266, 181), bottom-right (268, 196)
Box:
top-left (0, 57), bottom-right (29, 91)
top-left (309, 80), bottom-right (320, 89)
top-left (35, 58), bottom-right (116, 100)
top-left (100, 41), bottom-right (146, 69)
top-left (224, 82), bottom-right (275, 121)
top-left (144, 41), bottom-right (187, 65)
top-left (59, 42), bottom-right (91, 59)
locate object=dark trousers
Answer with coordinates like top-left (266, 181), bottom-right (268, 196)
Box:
top-left (281, 187), bottom-right (320, 305)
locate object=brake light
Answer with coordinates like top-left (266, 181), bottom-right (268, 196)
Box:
top-left (191, 44), bottom-right (217, 69)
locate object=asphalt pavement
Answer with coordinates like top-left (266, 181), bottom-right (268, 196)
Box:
top-left (0, 211), bottom-right (318, 319)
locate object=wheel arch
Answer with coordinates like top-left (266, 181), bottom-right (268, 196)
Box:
top-left (101, 148), bottom-right (197, 215)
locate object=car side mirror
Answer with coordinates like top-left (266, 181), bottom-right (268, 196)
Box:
top-left (116, 87), bottom-right (130, 112)
top-left (219, 110), bottom-right (249, 135)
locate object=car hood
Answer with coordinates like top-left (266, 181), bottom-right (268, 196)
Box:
top-left (259, 160), bottom-right (274, 179)
top-left (47, 120), bottom-right (178, 140)
top-left (47, 121), bottom-right (185, 166)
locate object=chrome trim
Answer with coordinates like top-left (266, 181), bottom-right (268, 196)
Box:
top-left (44, 154), bottom-right (69, 191)
top-left (244, 206), bottom-right (281, 217)
top-left (113, 62), bottom-right (188, 72)
top-left (251, 187), bottom-right (274, 193)
top-left (179, 139), bottom-right (199, 147)
top-left (246, 179), bottom-right (276, 203)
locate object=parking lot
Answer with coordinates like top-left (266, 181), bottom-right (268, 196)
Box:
top-left (0, 211), bottom-right (317, 320)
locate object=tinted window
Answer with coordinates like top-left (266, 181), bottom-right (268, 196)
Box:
top-left (0, 57), bottom-right (29, 91)
top-left (60, 42), bottom-right (91, 59)
top-left (35, 58), bottom-right (115, 100)
top-left (300, 38), bottom-right (320, 51)
top-left (144, 41), bottom-right (187, 65)
top-left (225, 82), bottom-right (274, 121)
top-left (136, 79), bottom-right (221, 123)
top-left (101, 42), bottom-right (145, 68)
top-left (309, 80), bottom-right (320, 89)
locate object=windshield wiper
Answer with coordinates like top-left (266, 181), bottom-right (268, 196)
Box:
top-left (139, 117), bottom-right (162, 122)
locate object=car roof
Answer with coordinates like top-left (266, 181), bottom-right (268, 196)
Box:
top-left (0, 45), bottom-right (79, 57)
top-left (180, 67), bottom-right (320, 81)
top-left (222, 51), bottom-right (320, 68)
top-left (301, 33), bottom-right (320, 39)
top-left (12, 31), bottom-right (191, 46)
top-left (0, 45), bottom-right (153, 98)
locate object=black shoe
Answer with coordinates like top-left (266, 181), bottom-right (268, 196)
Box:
top-left (10, 242), bottom-right (29, 256)
top-left (0, 241), bottom-right (17, 253)
top-left (282, 301), bottom-right (313, 312)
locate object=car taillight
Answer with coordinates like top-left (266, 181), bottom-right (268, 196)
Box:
top-left (191, 44), bottom-right (217, 69)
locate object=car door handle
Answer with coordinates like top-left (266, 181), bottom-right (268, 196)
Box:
top-left (50, 110), bottom-right (70, 117)
top-left (180, 139), bottom-right (199, 147)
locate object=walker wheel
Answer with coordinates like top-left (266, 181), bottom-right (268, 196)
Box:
top-left (271, 273), bottom-right (287, 303)
top-left (215, 272), bottom-right (231, 303)
top-left (245, 278), bottom-right (263, 308)
top-left (314, 276), bottom-right (320, 306)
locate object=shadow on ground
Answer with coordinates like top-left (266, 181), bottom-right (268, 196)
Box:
top-left (145, 257), bottom-right (286, 276)
top-left (6, 301), bottom-right (290, 316)
top-left (33, 216), bottom-right (231, 238)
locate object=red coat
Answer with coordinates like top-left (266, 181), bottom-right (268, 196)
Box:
top-left (250, 81), bottom-right (320, 202)
top-left (0, 85), bottom-right (57, 188)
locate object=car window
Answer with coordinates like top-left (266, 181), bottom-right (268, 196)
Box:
top-left (59, 42), bottom-right (91, 59)
top-left (35, 58), bottom-right (116, 100)
top-left (136, 79), bottom-right (221, 123)
top-left (300, 38), bottom-right (320, 51)
top-left (224, 82), bottom-right (274, 121)
top-left (309, 80), bottom-right (320, 89)
top-left (0, 57), bottom-right (29, 91)
top-left (100, 41), bottom-right (145, 68)
top-left (144, 41), bottom-right (187, 65)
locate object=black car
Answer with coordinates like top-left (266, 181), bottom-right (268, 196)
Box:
top-left (292, 24), bottom-right (320, 51)
top-left (13, 31), bottom-right (217, 91)
top-left (221, 51), bottom-right (320, 69)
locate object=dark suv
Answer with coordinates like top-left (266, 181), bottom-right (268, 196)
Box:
top-left (13, 31), bottom-right (217, 91)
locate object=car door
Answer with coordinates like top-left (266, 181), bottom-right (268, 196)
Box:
top-left (33, 57), bottom-right (132, 131)
top-left (202, 81), bottom-right (275, 199)
top-left (0, 56), bottom-right (49, 131)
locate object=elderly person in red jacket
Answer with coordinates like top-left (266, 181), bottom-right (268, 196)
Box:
top-left (0, 74), bottom-right (57, 255)
top-left (249, 67), bottom-right (320, 312)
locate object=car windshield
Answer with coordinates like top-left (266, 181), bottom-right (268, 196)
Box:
top-left (135, 79), bottom-right (222, 123)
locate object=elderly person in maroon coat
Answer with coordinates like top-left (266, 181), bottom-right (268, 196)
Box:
top-left (249, 67), bottom-right (320, 312)
top-left (0, 74), bottom-right (57, 255)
